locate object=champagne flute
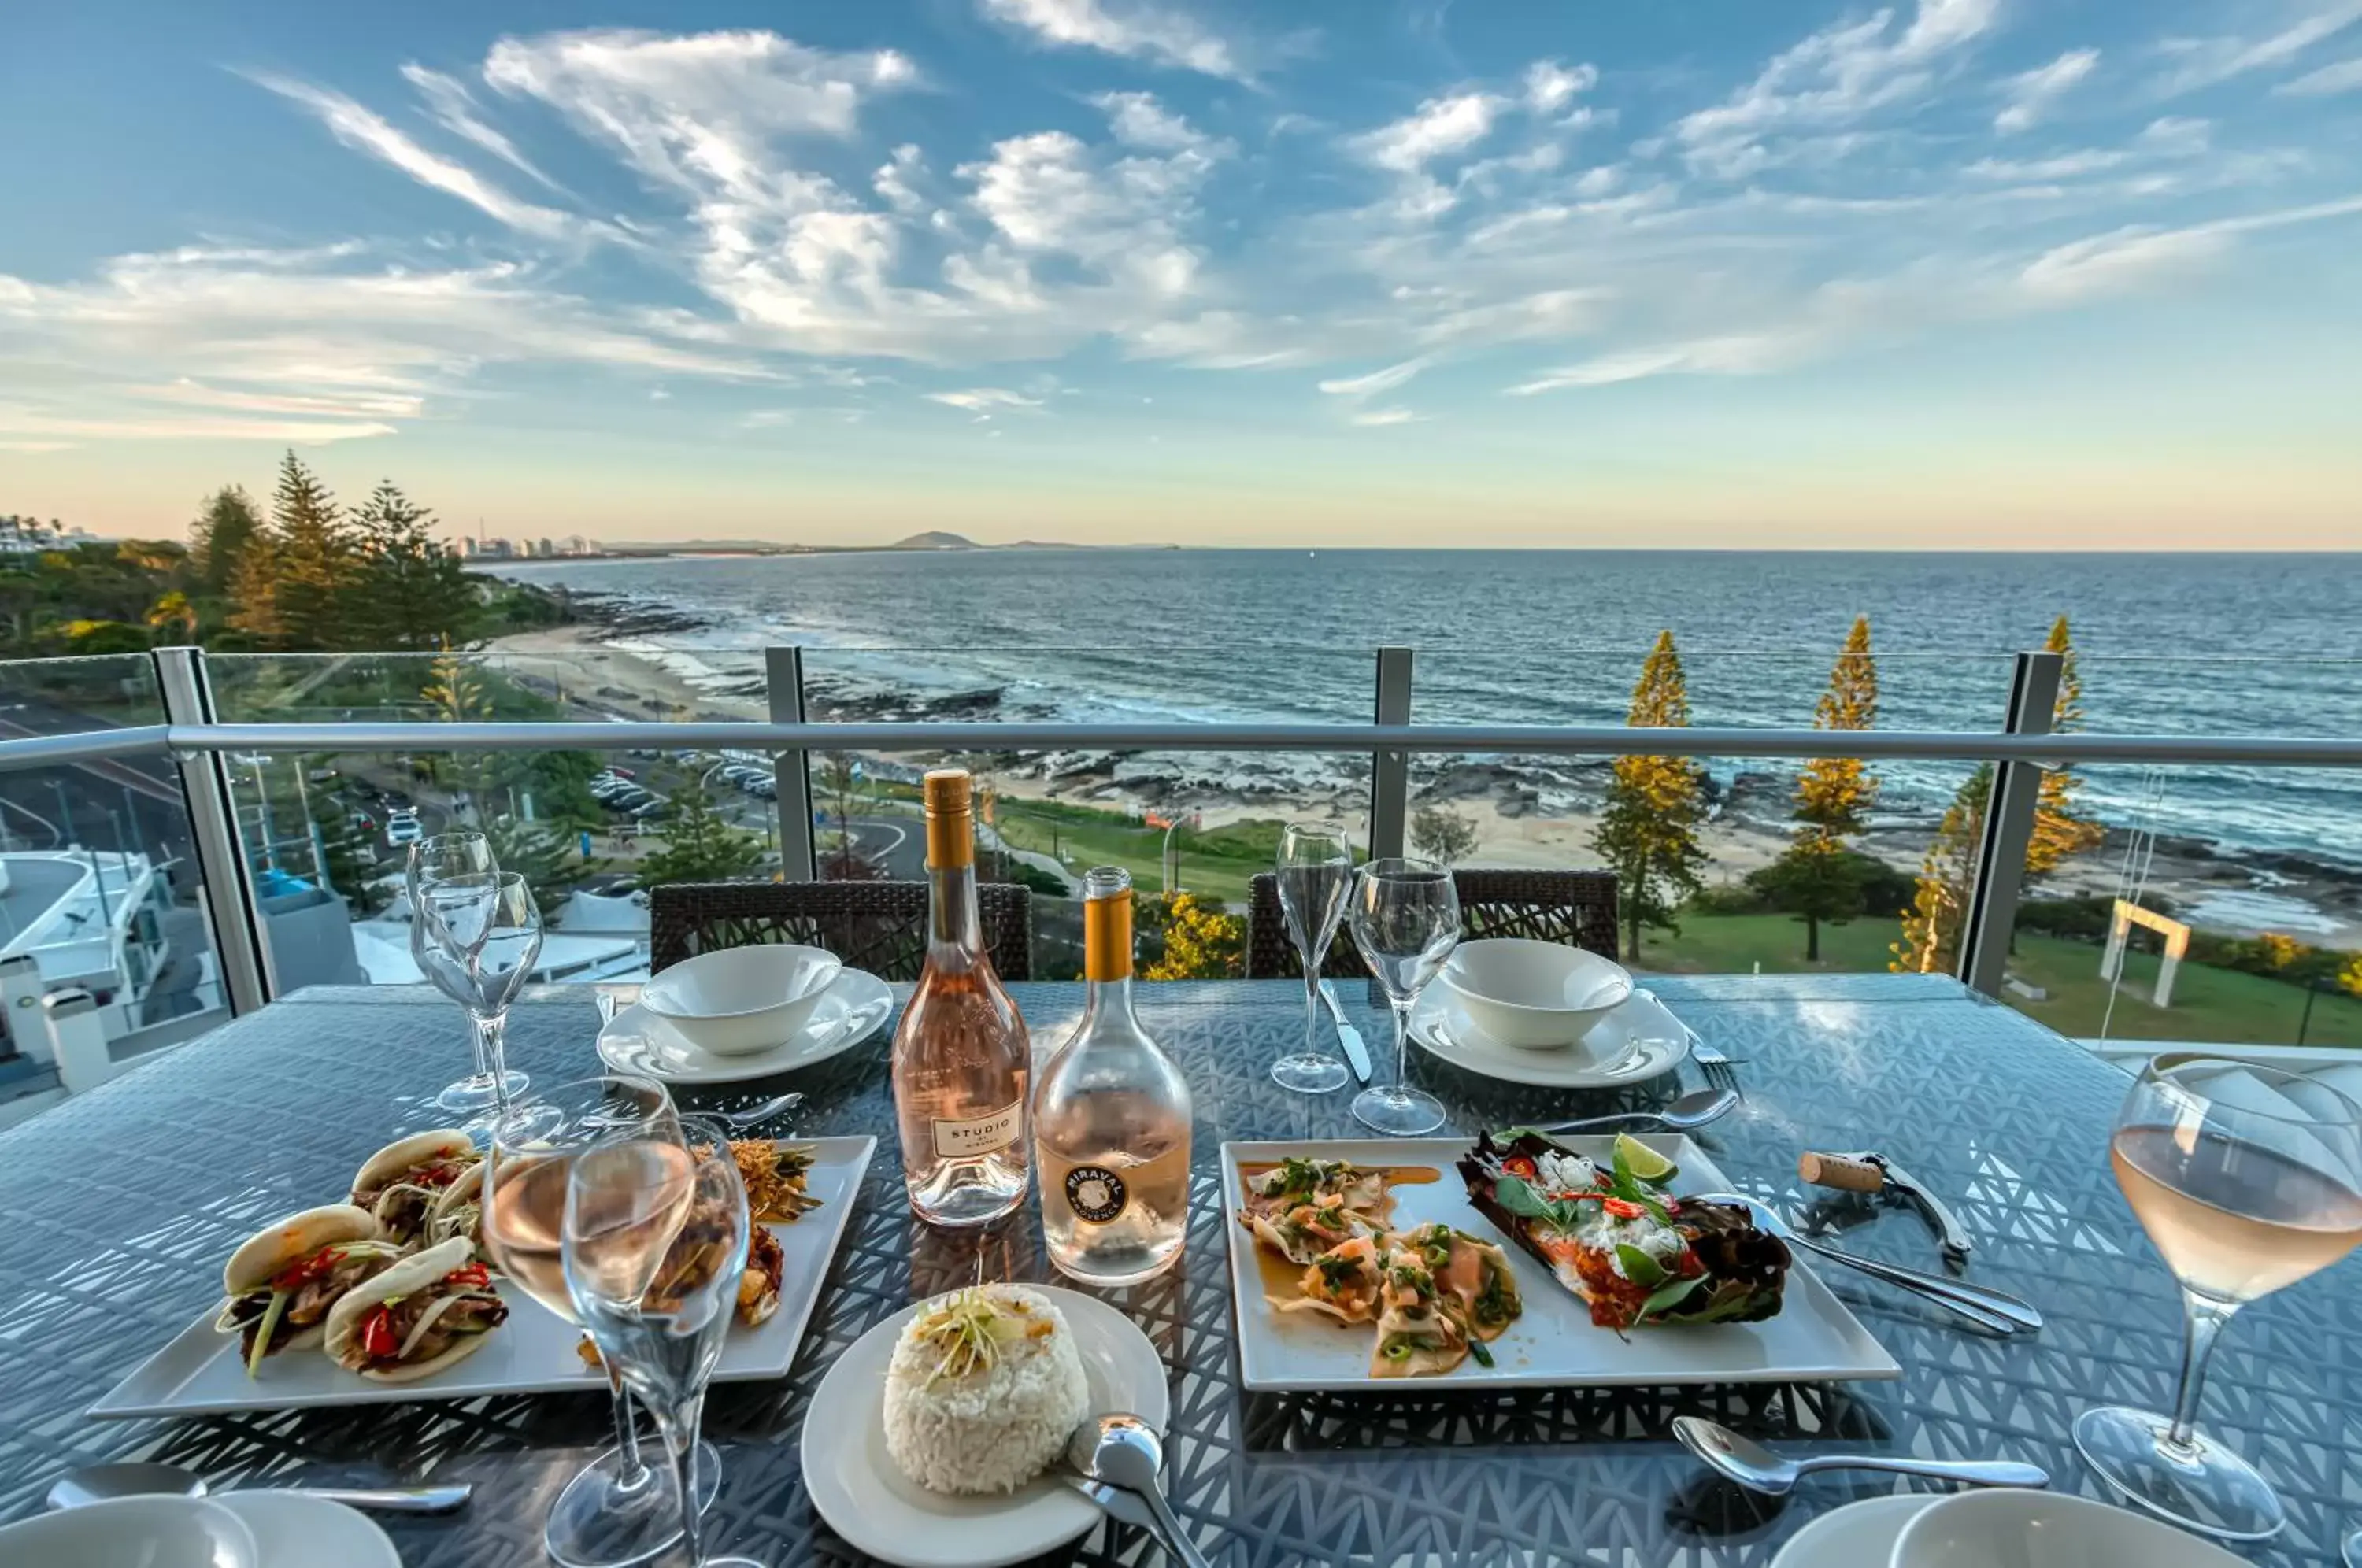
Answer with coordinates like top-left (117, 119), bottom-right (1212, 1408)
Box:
top-left (484, 1075), bottom-right (718, 1568)
top-left (1272, 823), bottom-right (1353, 1093)
top-left (421, 871), bottom-right (539, 1131)
top-left (1344, 856), bottom-right (1460, 1136)
top-left (565, 1115), bottom-right (762, 1568)
top-left (407, 831), bottom-right (528, 1113)
top-left (2073, 1055), bottom-right (2362, 1540)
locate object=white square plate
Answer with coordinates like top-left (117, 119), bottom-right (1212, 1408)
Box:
top-left (91, 1136), bottom-right (875, 1419)
top-left (1221, 1137), bottom-right (1901, 1392)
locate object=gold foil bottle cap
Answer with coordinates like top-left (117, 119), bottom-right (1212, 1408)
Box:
top-left (922, 768), bottom-right (972, 816)
top-left (1081, 867), bottom-right (1133, 982)
top-left (922, 769), bottom-right (975, 870)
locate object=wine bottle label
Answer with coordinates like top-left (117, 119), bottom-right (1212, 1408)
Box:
top-left (1064, 1164), bottom-right (1128, 1224)
top-left (932, 1102), bottom-right (1020, 1159)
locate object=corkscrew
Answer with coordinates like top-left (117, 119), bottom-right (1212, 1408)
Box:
top-left (1798, 1151), bottom-right (1972, 1265)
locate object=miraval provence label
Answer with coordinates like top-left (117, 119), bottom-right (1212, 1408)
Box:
top-left (932, 1104), bottom-right (1020, 1160)
top-left (1064, 1164), bottom-right (1128, 1224)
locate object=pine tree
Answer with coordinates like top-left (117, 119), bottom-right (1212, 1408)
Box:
top-left (1891, 765), bottom-right (1990, 974)
top-left (1409, 804), bottom-right (1479, 865)
top-left (1761, 616), bottom-right (1881, 960)
top-left (1591, 630), bottom-right (1709, 960)
top-left (351, 481), bottom-right (478, 651)
top-left (635, 782), bottom-right (768, 887)
top-left (189, 486), bottom-right (262, 598)
top-left (228, 524), bottom-right (287, 645)
top-left (2027, 614), bottom-right (2103, 876)
top-left (268, 451), bottom-right (354, 651)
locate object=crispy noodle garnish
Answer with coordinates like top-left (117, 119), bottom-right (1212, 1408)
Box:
top-left (729, 1141), bottom-right (824, 1223)
top-left (913, 1289), bottom-right (1053, 1388)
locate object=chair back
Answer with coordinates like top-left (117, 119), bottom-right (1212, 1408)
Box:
top-left (1246, 867), bottom-right (1620, 979)
top-left (650, 879), bottom-right (1034, 982)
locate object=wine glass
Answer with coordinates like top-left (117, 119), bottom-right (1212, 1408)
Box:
top-left (1344, 856), bottom-right (1461, 1136)
top-left (420, 871), bottom-right (540, 1131)
top-left (565, 1115), bottom-right (762, 1568)
top-left (408, 832), bottom-right (528, 1114)
top-left (1272, 823), bottom-right (1354, 1093)
top-left (2073, 1055), bottom-right (2362, 1540)
top-left (485, 1074), bottom-right (720, 1568)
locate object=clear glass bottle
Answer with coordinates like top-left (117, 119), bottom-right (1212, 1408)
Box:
top-left (1034, 867), bottom-right (1192, 1285)
top-left (892, 768), bottom-right (1031, 1228)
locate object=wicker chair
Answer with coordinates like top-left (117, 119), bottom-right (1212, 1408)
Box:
top-left (649, 880), bottom-right (1034, 982)
top-left (1246, 868), bottom-right (1620, 979)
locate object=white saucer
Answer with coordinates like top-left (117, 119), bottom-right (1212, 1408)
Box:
top-left (1409, 986), bottom-right (1690, 1087)
top-left (597, 967), bottom-right (893, 1084)
top-left (214, 1492), bottom-right (401, 1568)
top-left (801, 1286), bottom-right (1172, 1568)
top-left (1769, 1493), bottom-right (1938, 1567)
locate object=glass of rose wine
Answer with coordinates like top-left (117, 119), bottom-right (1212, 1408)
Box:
top-left (2075, 1054), bottom-right (2362, 1540)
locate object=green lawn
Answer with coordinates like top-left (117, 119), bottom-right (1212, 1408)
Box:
top-left (990, 802), bottom-right (1271, 908)
top-left (1635, 912), bottom-right (2362, 1049)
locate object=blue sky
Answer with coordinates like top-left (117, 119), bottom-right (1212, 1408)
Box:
top-left (4, 0), bottom-right (2360, 547)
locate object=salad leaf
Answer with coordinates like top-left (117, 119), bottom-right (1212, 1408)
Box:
top-left (1635, 1274), bottom-right (1709, 1320)
top-left (1491, 1174), bottom-right (1560, 1222)
top-left (1614, 1244), bottom-right (1669, 1289)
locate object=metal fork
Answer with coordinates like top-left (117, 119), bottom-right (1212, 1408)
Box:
top-left (1639, 987), bottom-right (1740, 1094)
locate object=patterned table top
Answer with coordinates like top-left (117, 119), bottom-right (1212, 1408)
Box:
top-left (0, 974), bottom-right (2352, 1565)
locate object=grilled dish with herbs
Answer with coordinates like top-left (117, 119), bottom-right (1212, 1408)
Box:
top-left (324, 1237), bottom-right (509, 1381)
top-left (1237, 1158), bottom-right (1394, 1264)
top-left (731, 1140), bottom-right (823, 1223)
top-left (349, 1130), bottom-right (482, 1246)
top-left (1373, 1237), bottom-right (1474, 1376)
top-left (1458, 1130), bottom-right (1788, 1331)
top-left (1272, 1234), bottom-right (1386, 1325)
top-left (215, 1205), bottom-right (406, 1376)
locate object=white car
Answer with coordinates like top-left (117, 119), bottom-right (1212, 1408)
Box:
top-left (385, 809), bottom-right (424, 847)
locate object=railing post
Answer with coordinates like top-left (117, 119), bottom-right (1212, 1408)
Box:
top-left (1369, 647), bottom-right (1414, 860)
top-left (152, 646), bottom-right (273, 1014)
top-left (1957, 649), bottom-right (2064, 997)
top-left (765, 646), bottom-right (817, 881)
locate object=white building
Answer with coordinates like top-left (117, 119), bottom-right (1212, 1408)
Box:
top-left (0, 849), bottom-right (176, 1048)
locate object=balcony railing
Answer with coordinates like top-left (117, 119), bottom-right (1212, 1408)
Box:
top-left (0, 644), bottom-right (2356, 1056)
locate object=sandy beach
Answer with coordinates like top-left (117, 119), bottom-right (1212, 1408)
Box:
top-left (490, 623), bottom-right (2362, 947)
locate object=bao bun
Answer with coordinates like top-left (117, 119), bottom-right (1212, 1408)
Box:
top-left (220, 1204), bottom-right (384, 1296)
top-left (324, 1237), bottom-right (496, 1383)
top-left (351, 1129), bottom-right (476, 1196)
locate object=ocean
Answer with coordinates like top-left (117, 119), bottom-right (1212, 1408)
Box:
top-left (494, 550), bottom-right (2362, 871)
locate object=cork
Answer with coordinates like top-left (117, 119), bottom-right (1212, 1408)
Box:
top-left (922, 768), bottom-right (973, 870)
top-left (1799, 1152), bottom-right (1885, 1193)
top-left (1082, 867), bottom-right (1134, 982)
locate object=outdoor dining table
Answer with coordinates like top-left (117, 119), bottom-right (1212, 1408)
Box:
top-left (0, 973), bottom-right (2354, 1566)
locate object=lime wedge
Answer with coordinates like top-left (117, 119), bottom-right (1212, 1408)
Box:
top-left (1614, 1133), bottom-right (1678, 1184)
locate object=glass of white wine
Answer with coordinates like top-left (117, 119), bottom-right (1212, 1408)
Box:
top-left (2074, 1054), bottom-right (2362, 1540)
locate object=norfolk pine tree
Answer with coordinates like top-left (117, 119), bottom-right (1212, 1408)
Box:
top-left (188, 486), bottom-right (261, 598)
top-left (1757, 616), bottom-right (1879, 961)
top-left (351, 481), bottom-right (479, 652)
top-left (2027, 615), bottom-right (2103, 877)
top-left (1592, 630), bottom-right (1708, 960)
top-left (265, 451), bottom-right (356, 651)
top-left (635, 781), bottom-right (769, 886)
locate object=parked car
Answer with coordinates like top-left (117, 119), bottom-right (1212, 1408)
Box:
top-left (631, 800), bottom-right (672, 821)
top-left (385, 809), bottom-right (423, 848)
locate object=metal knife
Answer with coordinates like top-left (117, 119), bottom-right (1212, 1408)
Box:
top-left (1061, 1474), bottom-right (1182, 1556)
top-left (1317, 981), bottom-right (1374, 1085)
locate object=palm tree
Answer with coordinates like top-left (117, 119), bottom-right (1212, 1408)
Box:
top-left (144, 591), bottom-right (198, 641)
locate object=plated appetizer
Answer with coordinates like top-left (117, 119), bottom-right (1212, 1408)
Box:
top-left (350, 1130), bottom-right (482, 1246)
top-left (324, 1237), bottom-right (509, 1381)
top-left (1237, 1157), bottom-right (1395, 1264)
top-left (216, 1205), bottom-right (408, 1376)
top-left (883, 1285), bottom-right (1088, 1496)
top-left (732, 1140), bottom-right (824, 1223)
top-left (1459, 1130), bottom-right (1789, 1331)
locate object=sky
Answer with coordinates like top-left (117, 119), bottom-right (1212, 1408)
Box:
top-left (2, 0), bottom-right (2360, 549)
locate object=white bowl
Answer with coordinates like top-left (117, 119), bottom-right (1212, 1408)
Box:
top-left (641, 944), bottom-right (844, 1057)
top-left (0, 1496), bottom-right (257, 1568)
top-left (1890, 1489), bottom-right (2250, 1568)
top-left (1438, 938), bottom-right (1634, 1053)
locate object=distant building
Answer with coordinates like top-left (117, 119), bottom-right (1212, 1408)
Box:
top-left (0, 516), bottom-right (102, 554)
top-left (560, 534), bottom-right (594, 556)
top-left (0, 849), bottom-right (176, 1049)
top-left (534, 537), bottom-right (556, 557)
top-left (461, 537), bottom-right (516, 560)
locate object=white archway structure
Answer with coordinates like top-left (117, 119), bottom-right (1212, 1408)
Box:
top-left (2101, 898), bottom-right (2191, 1008)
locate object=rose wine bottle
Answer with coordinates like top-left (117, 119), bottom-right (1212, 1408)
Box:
top-left (893, 768), bottom-right (1032, 1228)
top-left (1034, 867), bottom-right (1192, 1285)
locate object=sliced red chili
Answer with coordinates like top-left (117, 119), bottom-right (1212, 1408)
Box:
top-left (361, 1306), bottom-right (399, 1360)
top-left (271, 1247), bottom-right (339, 1292)
top-left (1501, 1156), bottom-right (1538, 1180)
top-left (443, 1263), bottom-right (491, 1289)
top-left (1601, 1197), bottom-right (1648, 1220)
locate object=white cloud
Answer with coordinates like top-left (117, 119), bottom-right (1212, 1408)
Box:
top-left (1672, 0), bottom-right (2001, 176)
top-left (2277, 54), bottom-right (2362, 93)
top-left (1350, 93), bottom-right (1505, 173)
top-left (978, 0), bottom-right (1250, 82)
top-left (1317, 357), bottom-right (1429, 397)
top-left (399, 64), bottom-right (567, 191)
top-left (1349, 406), bottom-right (1423, 426)
top-left (2137, 115), bottom-right (2212, 156)
top-left (925, 387), bottom-right (1044, 416)
top-left (1093, 91), bottom-right (1213, 153)
top-left (244, 72), bottom-right (578, 239)
top-left (1508, 335), bottom-right (1801, 394)
top-left (1965, 150), bottom-right (2125, 180)
top-left (1524, 60), bottom-right (1597, 116)
top-left (2017, 227), bottom-right (2231, 301)
top-left (1994, 47), bottom-right (2098, 133)
top-left (2155, 1), bottom-right (2362, 95)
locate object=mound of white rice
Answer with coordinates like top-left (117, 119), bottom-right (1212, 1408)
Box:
top-left (883, 1283), bottom-right (1089, 1496)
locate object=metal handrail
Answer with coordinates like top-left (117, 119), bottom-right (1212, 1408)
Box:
top-left (0, 719), bottom-right (2354, 773)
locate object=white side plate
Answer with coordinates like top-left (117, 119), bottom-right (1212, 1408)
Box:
top-left (598, 969), bottom-right (894, 1085)
top-left (91, 1137), bottom-right (876, 1419)
top-left (1222, 1137), bottom-right (1901, 1392)
top-left (1409, 989), bottom-right (1690, 1087)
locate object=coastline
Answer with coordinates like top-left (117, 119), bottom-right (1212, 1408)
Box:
top-left (488, 618), bottom-right (2362, 948)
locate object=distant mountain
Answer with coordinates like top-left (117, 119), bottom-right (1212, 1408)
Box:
top-left (890, 531), bottom-right (978, 550)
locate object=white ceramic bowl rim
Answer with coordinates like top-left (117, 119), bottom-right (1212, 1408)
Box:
top-left (643, 945), bottom-right (842, 1020)
top-left (1890, 1488), bottom-right (2251, 1568)
top-left (1444, 940), bottom-right (1633, 1016)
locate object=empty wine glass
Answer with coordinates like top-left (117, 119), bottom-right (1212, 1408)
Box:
top-left (485, 1075), bottom-right (714, 1568)
top-left (565, 1115), bottom-right (761, 1568)
top-left (2073, 1056), bottom-right (2362, 1540)
top-left (1272, 823), bottom-right (1353, 1093)
top-left (419, 871), bottom-right (540, 1131)
top-left (1345, 856), bottom-right (1460, 1136)
top-left (408, 832), bottom-right (528, 1114)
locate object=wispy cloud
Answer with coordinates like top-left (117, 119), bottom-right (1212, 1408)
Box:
top-left (399, 64), bottom-right (567, 192)
top-left (2277, 54), bottom-right (2362, 94)
top-left (1349, 406), bottom-right (1424, 426)
top-left (1523, 60), bottom-right (1597, 116)
top-left (925, 387), bottom-right (1045, 416)
top-left (1995, 47), bottom-right (2098, 133)
top-left (977, 0), bottom-right (1253, 82)
top-left (2153, 1), bottom-right (2362, 95)
top-left (1318, 357), bottom-right (1431, 398)
top-left (243, 71), bottom-right (578, 239)
top-left (1349, 93), bottom-right (1504, 173)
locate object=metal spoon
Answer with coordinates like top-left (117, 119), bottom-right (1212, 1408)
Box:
top-left (718, 1092), bottom-right (803, 1131)
top-left (1540, 1087), bottom-right (1738, 1136)
top-left (1694, 1192), bottom-right (2043, 1333)
top-left (1064, 1415), bottom-right (1211, 1568)
top-left (49, 1461), bottom-right (471, 1514)
top-left (1671, 1417), bottom-right (2049, 1496)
